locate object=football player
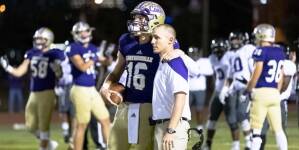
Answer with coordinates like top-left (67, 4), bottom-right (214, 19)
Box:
top-left (293, 38), bottom-right (299, 128)
top-left (100, 1), bottom-right (167, 149)
top-left (66, 21), bottom-right (110, 150)
top-left (259, 44), bottom-right (296, 150)
top-left (228, 31), bottom-right (255, 150)
top-left (244, 24), bottom-right (287, 150)
top-left (187, 47), bottom-right (213, 130)
top-left (203, 38), bottom-right (240, 150)
top-left (0, 27), bottom-right (64, 150)
top-left (54, 54), bottom-right (74, 143)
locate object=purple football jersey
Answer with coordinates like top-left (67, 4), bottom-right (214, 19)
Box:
top-left (252, 46), bottom-right (285, 88)
top-left (119, 33), bottom-right (160, 103)
top-left (66, 42), bottom-right (99, 87)
top-left (25, 48), bottom-right (65, 91)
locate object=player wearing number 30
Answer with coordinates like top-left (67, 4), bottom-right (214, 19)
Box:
top-left (244, 24), bottom-right (287, 150)
top-left (0, 27), bottom-right (64, 150)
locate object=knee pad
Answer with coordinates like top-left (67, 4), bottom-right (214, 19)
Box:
top-left (40, 131), bottom-right (50, 140)
top-left (206, 120), bottom-right (217, 130)
top-left (229, 122), bottom-right (239, 131)
top-left (241, 119), bottom-right (250, 131)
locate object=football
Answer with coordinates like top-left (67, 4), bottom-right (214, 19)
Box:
top-left (109, 83), bottom-right (125, 105)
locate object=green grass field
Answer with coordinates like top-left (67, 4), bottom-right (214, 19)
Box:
top-left (0, 110), bottom-right (298, 150)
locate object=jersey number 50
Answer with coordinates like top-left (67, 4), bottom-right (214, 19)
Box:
top-left (266, 60), bottom-right (283, 83)
top-left (127, 62), bottom-right (147, 90)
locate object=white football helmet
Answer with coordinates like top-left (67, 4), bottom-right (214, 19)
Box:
top-left (33, 27), bottom-right (54, 50)
top-left (253, 24), bottom-right (275, 43)
top-left (127, 1), bottom-right (165, 35)
top-left (71, 21), bottom-right (94, 44)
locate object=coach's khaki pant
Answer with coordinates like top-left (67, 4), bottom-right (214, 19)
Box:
top-left (250, 88), bottom-right (283, 132)
top-left (108, 103), bottom-right (154, 150)
top-left (25, 90), bottom-right (56, 132)
top-left (154, 120), bottom-right (190, 150)
top-left (70, 85), bottom-right (109, 124)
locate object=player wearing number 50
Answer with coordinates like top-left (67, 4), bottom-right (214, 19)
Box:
top-left (66, 21), bottom-right (111, 150)
top-left (244, 24), bottom-right (287, 150)
top-left (0, 27), bottom-right (64, 150)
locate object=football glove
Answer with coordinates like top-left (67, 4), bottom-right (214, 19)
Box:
top-left (240, 90), bottom-right (252, 103)
top-left (0, 56), bottom-right (13, 72)
top-left (219, 86), bottom-right (230, 104)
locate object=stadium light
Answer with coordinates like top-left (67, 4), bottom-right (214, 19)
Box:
top-left (260, 0), bottom-right (267, 5)
top-left (0, 4), bottom-right (6, 13)
top-left (94, 0), bottom-right (104, 5)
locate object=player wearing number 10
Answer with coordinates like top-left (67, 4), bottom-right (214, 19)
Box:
top-left (245, 24), bottom-right (287, 150)
top-left (0, 27), bottom-right (64, 150)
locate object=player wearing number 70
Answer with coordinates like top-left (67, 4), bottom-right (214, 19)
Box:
top-left (244, 24), bottom-right (287, 150)
top-left (0, 27), bottom-right (65, 150)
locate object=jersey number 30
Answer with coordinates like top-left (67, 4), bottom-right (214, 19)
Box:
top-left (127, 62), bottom-right (147, 90)
top-left (266, 60), bottom-right (283, 83)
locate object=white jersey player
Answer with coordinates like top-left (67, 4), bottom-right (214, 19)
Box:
top-left (228, 31), bottom-right (256, 150)
top-left (204, 38), bottom-right (240, 150)
top-left (230, 44), bottom-right (256, 92)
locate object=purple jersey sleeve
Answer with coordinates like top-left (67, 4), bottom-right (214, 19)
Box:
top-left (66, 43), bottom-right (80, 57)
top-left (252, 47), bottom-right (266, 62)
top-left (167, 57), bottom-right (188, 81)
top-left (174, 39), bottom-right (180, 49)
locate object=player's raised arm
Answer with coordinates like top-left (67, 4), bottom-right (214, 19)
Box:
top-left (0, 57), bottom-right (30, 77)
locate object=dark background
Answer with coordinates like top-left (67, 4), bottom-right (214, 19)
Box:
top-left (1, 0), bottom-right (299, 57)
top-left (0, 0), bottom-right (299, 111)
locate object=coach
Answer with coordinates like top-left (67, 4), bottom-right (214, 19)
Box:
top-left (151, 24), bottom-right (191, 150)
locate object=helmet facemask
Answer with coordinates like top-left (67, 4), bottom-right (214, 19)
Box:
top-left (33, 37), bottom-right (48, 50)
top-left (127, 1), bottom-right (165, 35)
top-left (72, 21), bottom-right (94, 44)
top-left (33, 27), bottom-right (54, 50)
top-left (127, 14), bottom-right (150, 35)
top-left (211, 38), bottom-right (229, 60)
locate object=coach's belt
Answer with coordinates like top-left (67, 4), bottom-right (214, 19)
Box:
top-left (154, 117), bottom-right (188, 124)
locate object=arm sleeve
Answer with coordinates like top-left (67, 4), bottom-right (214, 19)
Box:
top-left (167, 59), bottom-right (189, 94)
top-left (198, 58), bottom-right (214, 76)
top-left (182, 55), bottom-right (200, 76)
